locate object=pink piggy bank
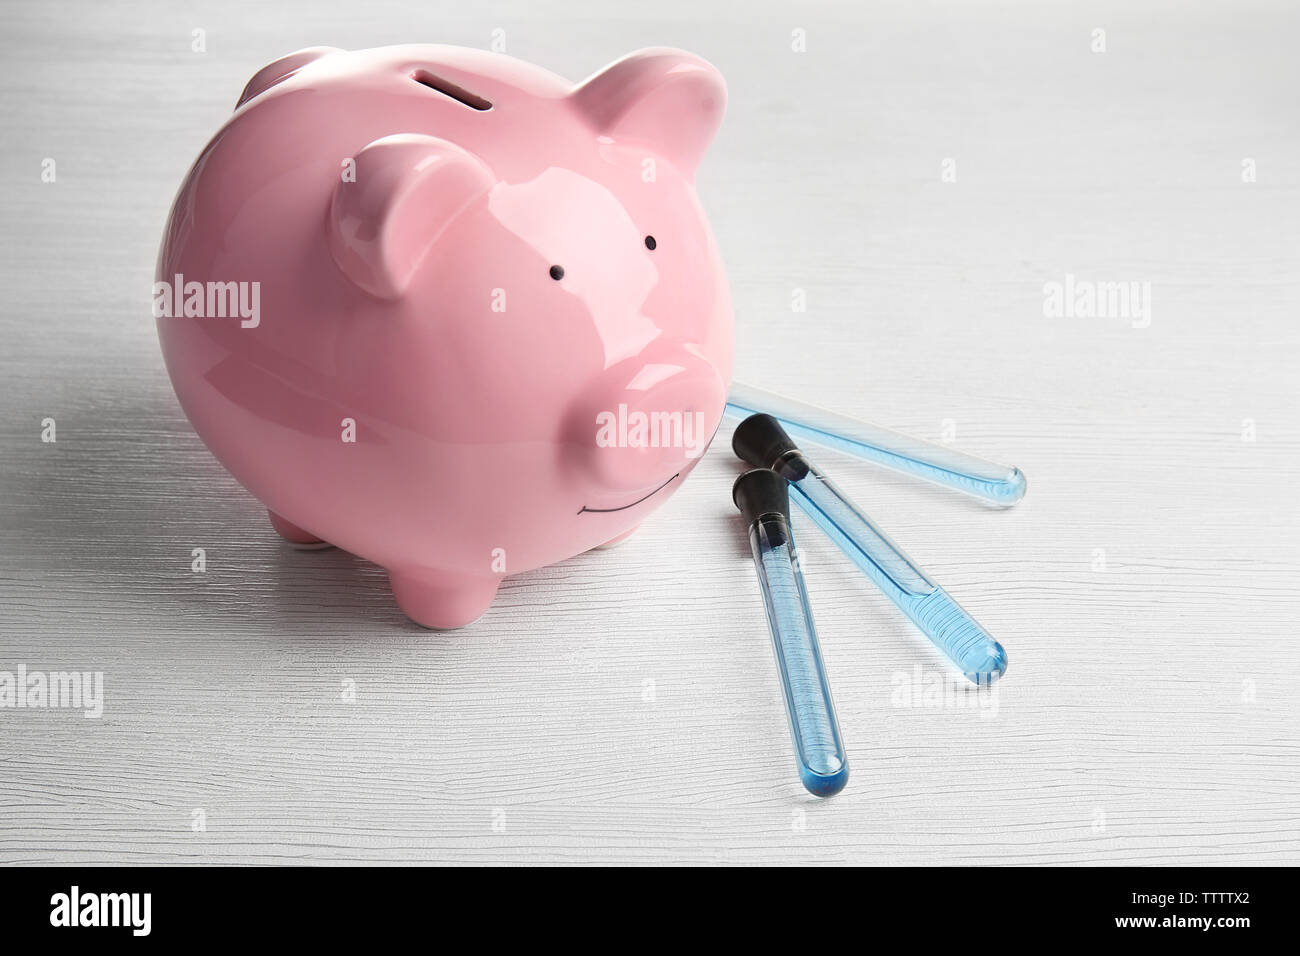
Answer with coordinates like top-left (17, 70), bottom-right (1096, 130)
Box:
top-left (155, 44), bottom-right (733, 628)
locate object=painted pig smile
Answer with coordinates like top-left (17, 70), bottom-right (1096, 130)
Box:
top-left (578, 473), bottom-right (679, 514)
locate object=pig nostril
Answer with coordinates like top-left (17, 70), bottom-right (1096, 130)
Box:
top-left (549, 264), bottom-right (564, 280)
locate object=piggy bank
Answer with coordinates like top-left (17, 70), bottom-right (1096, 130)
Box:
top-left (155, 44), bottom-right (733, 628)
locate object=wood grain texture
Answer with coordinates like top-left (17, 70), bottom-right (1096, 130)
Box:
top-left (1, 0), bottom-right (1297, 865)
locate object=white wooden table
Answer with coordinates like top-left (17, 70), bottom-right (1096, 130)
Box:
top-left (1, 0), bottom-right (1297, 865)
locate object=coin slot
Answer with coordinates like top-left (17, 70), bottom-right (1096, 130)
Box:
top-left (411, 70), bottom-right (492, 111)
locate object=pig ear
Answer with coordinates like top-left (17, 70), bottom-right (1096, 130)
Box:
top-left (236, 46), bottom-right (342, 109)
top-left (571, 48), bottom-right (726, 177)
top-left (328, 134), bottom-right (495, 299)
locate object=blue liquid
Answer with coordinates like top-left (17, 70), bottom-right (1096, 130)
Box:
top-left (751, 522), bottom-right (849, 797)
top-left (724, 398), bottom-right (1027, 507)
top-left (788, 471), bottom-right (1008, 684)
top-left (897, 588), bottom-right (1008, 685)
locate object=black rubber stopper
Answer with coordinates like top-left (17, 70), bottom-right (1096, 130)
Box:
top-left (732, 468), bottom-right (791, 528)
top-left (732, 413), bottom-right (799, 469)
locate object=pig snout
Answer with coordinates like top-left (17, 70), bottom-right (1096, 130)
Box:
top-left (571, 347), bottom-right (725, 494)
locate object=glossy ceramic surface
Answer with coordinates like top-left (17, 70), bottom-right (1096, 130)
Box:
top-left (155, 44), bottom-right (734, 627)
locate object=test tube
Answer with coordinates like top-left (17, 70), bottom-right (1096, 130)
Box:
top-left (734, 413), bottom-right (1008, 684)
top-left (733, 468), bottom-right (849, 797)
top-left (726, 380), bottom-right (1027, 507)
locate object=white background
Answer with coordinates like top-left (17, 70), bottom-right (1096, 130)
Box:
top-left (1, 0), bottom-right (1297, 864)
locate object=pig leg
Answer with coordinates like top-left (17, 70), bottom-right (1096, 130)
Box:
top-left (268, 510), bottom-right (332, 550)
top-left (594, 524), bottom-right (641, 550)
top-left (388, 569), bottom-right (502, 629)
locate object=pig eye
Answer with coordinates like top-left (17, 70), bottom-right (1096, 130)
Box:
top-left (549, 265), bottom-right (565, 280)
top-left (644, 235), bottom-right (657, 251)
